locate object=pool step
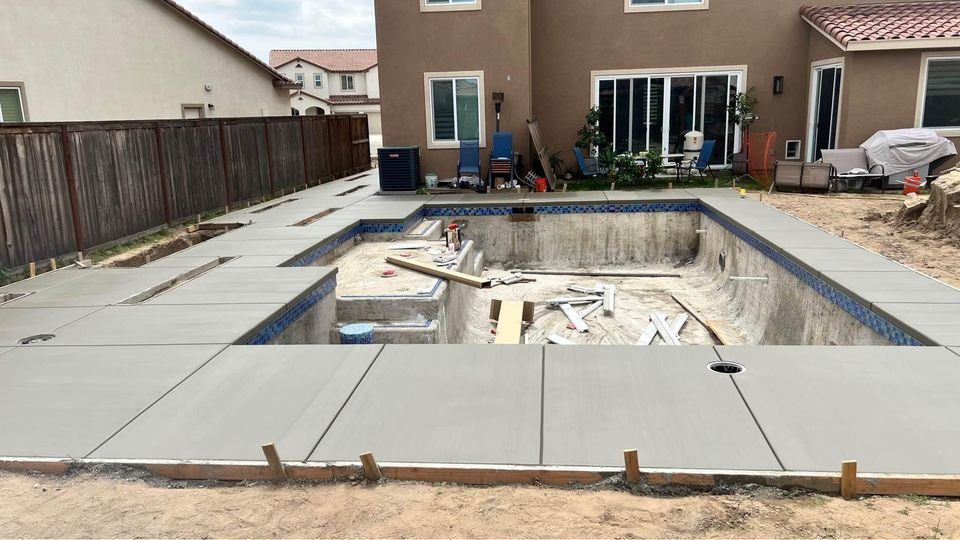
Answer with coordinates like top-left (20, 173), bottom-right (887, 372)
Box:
top-left (331, 320), bottom-right (441, 344)
top-left (405, 219), bottom-right (443, 241)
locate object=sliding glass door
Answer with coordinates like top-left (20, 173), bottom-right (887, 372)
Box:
top-left (596, 70), bottom-right (741, 166)
top-left (807, 63), bottom-right (842, 161)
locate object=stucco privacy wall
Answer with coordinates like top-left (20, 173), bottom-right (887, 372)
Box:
top-left (0, 0), bottom-right (289, 122)
top-left (375, 0), bottom-right (533, 177)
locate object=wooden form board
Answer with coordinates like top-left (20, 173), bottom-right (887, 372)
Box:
top-left (490, 300), bottom-right (535, 345)
top-left (385, 256), bottom-right (492, 289)
top-left (7, 458), bottom-right (960, 497)
top-left (671, 294), bottom-right (735, 345)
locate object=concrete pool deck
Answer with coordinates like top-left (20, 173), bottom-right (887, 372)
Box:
top-left (3, 170), bottom-right (960, 486)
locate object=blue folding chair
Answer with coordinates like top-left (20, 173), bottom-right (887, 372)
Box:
top-left (573, 146), bottom-right (601, 177)
top-left (683, 140), bottom-right (717, 181)
top-left (457, 140), bottom-right (481, 179)
top-left (488, 132), bottom-right (518, 185)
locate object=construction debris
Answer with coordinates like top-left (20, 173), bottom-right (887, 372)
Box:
top-left (603, 284), bottom-right (616, 314)
top-left (579, 300), bottom-right (603, 319)
top-left (547, 334), bottom-right (575, 345)
top-left (559, 303), bottom-right (589, 333)
top-left (651, 312), bottom-right (681, 345)
top-left (514, 269), bottom-right (681, 278)
top-left (547, 296), bottom-right (603, 306)
top-left (490, 300), bottom-right (536, 344)
top-left (385, 256), bottom-right (492, 288)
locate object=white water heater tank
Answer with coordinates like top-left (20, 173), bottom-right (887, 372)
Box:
top-left (684, 131), bottom-right (704, 161)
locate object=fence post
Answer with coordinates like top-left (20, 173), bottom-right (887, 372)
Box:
top-left (153, 124), bottom-right (172, 226)
top-left (299, 116), bottom-right (310, 187)
top-left (58, 125), bottom-right (85, 254)
top-left (263, 118), bottom-right (275, 196)
top-left (217, 119), bottom-right (233, 207)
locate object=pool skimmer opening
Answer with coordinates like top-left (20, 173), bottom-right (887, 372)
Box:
top-left (19, 334), bottom-right (55, 345)
top-left (709, 361), bottom-right (745, 375)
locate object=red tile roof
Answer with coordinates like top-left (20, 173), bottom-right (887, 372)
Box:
top-left (158, 0), bottom-right (293, 84)
top-left (801, 1), bottom-right (960, 50)
top-left (270, 49), bottom-right (378, 73)
top-left (293, 91), bottom-right (380, 107)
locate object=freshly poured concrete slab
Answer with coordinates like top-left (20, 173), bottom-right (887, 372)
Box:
top-left (169, 239), bottom-right (325, 258)
top-left (785, 248), bottom-right (912, 274)
top-left (0, 268), bottom-right (100, 294)
top-left (218, 223), bottom-right (354, 242)
top-left (43, 304), bottom-right (285, 346)
top-left (426, 191), bottom-right (526, 207)
top-left (146, 267), bottom-right (335, 305)
top-left (0, 345), bottom-right (224, 458)
top-left (873, 303), bottom-right (960, 346)
top-left (310, 344), bottom-right (542, 465)
top-left (718, 346), bottom-right (960, 474)
top-left (0, 268), bottom-right (201, 308)
top-left (821, 270), bottom-right (960, 305)
top-left (751, 226), bottom-right (858, 250)
top-left (93, 345), bottom-right (382, 461)
top-left (0, 306), bottom-right (103, 346)
top-left (603, 189), bottom-right (699, 203)
top-left (525, 191), bottom-right (608, 204)
top-left (542, 346), bottom-right (780, 470)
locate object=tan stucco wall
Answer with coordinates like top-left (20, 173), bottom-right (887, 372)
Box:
top-left (375, 0), bottom-right (532, 177)
top-left (0, 0), bottom-right (289, 122)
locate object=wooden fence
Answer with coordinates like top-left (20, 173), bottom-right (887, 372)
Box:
top-left (0, 114), bottom-right (370, 269)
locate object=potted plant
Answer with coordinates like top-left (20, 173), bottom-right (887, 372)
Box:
top-left (643, 147), bottom-right (664, 179)
top-left (598, 147), bottom-right (617, 176)
top-left (576, 107), bottom-right (609, 157)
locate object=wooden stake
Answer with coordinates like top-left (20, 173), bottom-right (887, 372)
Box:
top-left (197, 214), bottom-right (202, 225)
top-left (29, 262), bottom-right (36, 278)
top-left (841, 460), bottom-right (858, 500)
top-left (49, 258), bottom-right (57, 271)
top-left (714, 178), bottom-right (719, 189)
top-left (610, 182), bottom-right (616, 191)
top-left (261, 443), bottom-right (287, 482)
top-left (562, 182), bottom-right (568, 192)
top-left (624, 449), bottom-right (641, 484)
top-left (668, 182), bottom-right (673, 190)
top-left (360, 452), bottom-right (382, 482)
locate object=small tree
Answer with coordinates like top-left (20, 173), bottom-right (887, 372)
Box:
top-left (576, 107), bottom-right (609, 155)
top-left (729, 88), bottom-right (759, 129)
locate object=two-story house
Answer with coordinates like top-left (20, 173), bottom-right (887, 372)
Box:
top-left (270, 49), bottom-right (382, 153)
top-left (375, 0), bottom-right (960, 177)
top-left (0, 0), bottom-right (295, 123)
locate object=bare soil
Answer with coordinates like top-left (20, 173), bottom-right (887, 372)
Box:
top-left (755, 192), bottom-right (960, 288)
top-left (1, 471), bottom-right (958, 539)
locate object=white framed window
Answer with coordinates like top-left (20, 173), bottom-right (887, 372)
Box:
top-left (625, 0), bottom-right (708, 12)
top-left (917, 53), bottom-right (960, 136)
top-left (294, 73), bottom-right (304, 85)
top-left (785, 140), bottom-right (802, 160)
top-left (341, 74), bottom-right (355, 92)
top-left (314, 73), bottom-right (324, 89)
top-left (424, 71), bottom-right (485, 149)
top-left (0, 86), bottom-right (26, 123)
top-left (421, 0), bottom-right (481, 12)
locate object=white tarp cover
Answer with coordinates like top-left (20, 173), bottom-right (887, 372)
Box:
top-left (861, 129), bottom-right (957, 175)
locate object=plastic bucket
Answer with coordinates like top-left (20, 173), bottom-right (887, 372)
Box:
top-left (425, 173), bottom-right (438, 188)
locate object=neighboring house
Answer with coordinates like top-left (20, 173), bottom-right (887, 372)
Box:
top-left (375, 0), bottom-right (960, 177)
top-left (0, 0), bottom-right (296, 123)
top-left (270, 49), bottom-right (382, 154)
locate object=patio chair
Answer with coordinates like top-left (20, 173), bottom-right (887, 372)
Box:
top-left (771, 161), bottom-right (803, 192)
top-left (573, 146), bottom-right (601, 177)
top-left (457, 140), bottom-right (482, 180)
top-left (681, 140), bottom-right (717, 181)
top-left (801, 162), bottom-right (832, 192)
top-left (820, 148), bottom-right (886, 193)
top-left (488, 132), bottom-right (518, 186)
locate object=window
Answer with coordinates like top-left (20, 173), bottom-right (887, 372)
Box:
top-left (421, 0), bottom-right (481, 12)
top-left (625, 0), bottom-right (708, 12)
top-left (181, 104), bottom-right (205, 119)
top-left (341, 75), bottom-right (355, 92)
top-left (594, 67), bottom-right (743, 166)
top-left (0, 87), bottom-right (25, 123)
top-left (920, 56), bottom-right (960, 132)
top-left (785, 140), bottom-right (802, 160)
top-left (424, 71), bottom-right (485, 149)
top-left (294, 73), bottom-right (304, 85)
top-left (314, 73), bottom-right (324, 89)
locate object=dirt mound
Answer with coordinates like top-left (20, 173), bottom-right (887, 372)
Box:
top-left (915, 169), bottom-right (960, 235)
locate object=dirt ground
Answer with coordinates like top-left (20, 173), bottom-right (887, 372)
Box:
top-left (1, 471), bottom-right (958, 539)
top-left (755, 192), bottom-right (960, 289)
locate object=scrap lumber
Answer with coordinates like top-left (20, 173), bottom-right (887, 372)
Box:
top-left (637, 313), bottom-right (689, 345)
top-left (560, 303), bottom-right (589, 333)
top-left (568, 284), bottom-right (605, 294)
top-left (603, 285), bottom-right (616, 314)
top-left (637, 320), bottom-right (659, 346)
top-left (547, 334), bottom-right (575, 345)
top-left (515, 270), bottom-right (681, 278)
top-left (579, 300), bottom-right (603, 319)
top-left (491, 300), bottom-right (535, 344)
top-left (547, 296), bottom-right (602, 306)
top-left (386, 256), bottom-right (491, 289)
top-left (624, 450), bottom-right (641, 484)
top-left (671, 294), bottom-right (734, 345)
top-left (360, 452), bottom-right (382, 482)
top-left (260, 443), bottom-right (287, 482)
top-left (651, 313), bottom-right (680, 346)
top-left (841, 461), bottom-right (858, 500)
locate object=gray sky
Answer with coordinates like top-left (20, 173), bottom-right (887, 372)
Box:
top-left (176, 0), bottom-right (376, 61)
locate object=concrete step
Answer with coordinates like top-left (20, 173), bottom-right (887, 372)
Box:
top-left (405, 219), bottom-right (443, 241)
top-left (331, 320), bottom-right (441, 344)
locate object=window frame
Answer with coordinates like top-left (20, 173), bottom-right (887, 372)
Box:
top-left (341, 74), bottom-right (355, 92)
top-left (625, 0), bottom-right (708, 13)
top-left (314, 73), bottom-right (324, 89)
top-left (294, 73), bottom-right (305, 86)
top-left (423, 70), bottom-right (486, 149)
top-left (0, 83), bottom-right (28, 123)
top-left (420, 0), bottom-right (481, 12)
top-left (916, 52), bottom-right (960, 137)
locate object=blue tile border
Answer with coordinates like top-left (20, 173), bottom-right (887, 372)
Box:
top-left (247, 277), bottom-right (337, 345)
top-left (700, 206), bottom-right (923, 347)
top-left (423, 202), bottom-right (700, 217)
top-left (289, 225), bottom-right (363, 268)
